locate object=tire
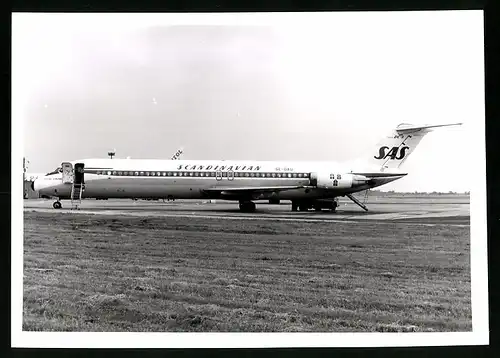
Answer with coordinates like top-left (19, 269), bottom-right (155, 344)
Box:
top-left (239, 201), bottom-right (256, 213)
top-left (53, 201), bottom-right (62, 209)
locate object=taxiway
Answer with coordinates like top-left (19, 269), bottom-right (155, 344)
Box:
top-left (23, 196), bottom-right (470, 226)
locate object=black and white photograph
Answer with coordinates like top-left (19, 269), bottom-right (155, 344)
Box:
top-left (12, 11), bottom-right (488, 348)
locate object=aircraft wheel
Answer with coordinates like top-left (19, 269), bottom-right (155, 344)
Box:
top-left (291, 202), bottom-right (298, 212)
top-left (239, 201), bottom-right (256, 213)
top-left (299, 205), bottom-right (309, 212)
top-left (53, 201), bottom-right (62, 209)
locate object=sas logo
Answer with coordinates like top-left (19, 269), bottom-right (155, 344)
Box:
top-left (374, 146), bottom-right (410, 160)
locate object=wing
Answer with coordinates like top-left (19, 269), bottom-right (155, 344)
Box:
top-left (202, 185), bottom-right (305, 199)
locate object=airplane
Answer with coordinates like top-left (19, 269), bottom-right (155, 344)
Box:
top-left (33, 123), bottom-right (461, 212)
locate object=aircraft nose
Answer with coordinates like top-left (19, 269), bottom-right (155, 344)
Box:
top-left (33, 178), bottom-right (45, 193)
top-left (33, 179), bottom-right (40, 192)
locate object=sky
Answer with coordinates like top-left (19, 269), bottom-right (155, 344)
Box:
top-left (13, 12), bottom-right (484, 192)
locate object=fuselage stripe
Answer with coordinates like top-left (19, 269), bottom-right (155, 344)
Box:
top-left (83, 170), bottom-right (310, 179)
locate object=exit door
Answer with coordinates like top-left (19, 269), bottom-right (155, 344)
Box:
top-left (61, 162), bottom-right (73, 184)
top-left (74, 163), bottom-right (85, 184)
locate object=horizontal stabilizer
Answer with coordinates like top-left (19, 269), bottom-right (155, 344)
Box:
top-left (395, 123), bottom-right (462, 134)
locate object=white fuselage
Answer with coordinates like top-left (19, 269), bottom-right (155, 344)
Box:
top-left (34, 158), bottom-right (402, 201)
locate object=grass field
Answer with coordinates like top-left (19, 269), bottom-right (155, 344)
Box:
top-left (22, 211), bottom-right (471, 332)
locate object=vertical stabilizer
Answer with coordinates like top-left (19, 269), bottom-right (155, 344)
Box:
top-left (367, 123), bottom-right (462, 171)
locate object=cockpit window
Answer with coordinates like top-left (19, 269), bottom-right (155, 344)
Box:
top-left (45, 167), bottom-right (62, 176)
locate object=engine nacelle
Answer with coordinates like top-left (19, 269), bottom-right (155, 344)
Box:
top-left (309, 172), bottom-right (370, 189)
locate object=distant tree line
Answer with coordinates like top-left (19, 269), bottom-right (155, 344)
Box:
top-left (370, 189), bottom-right (469, 195)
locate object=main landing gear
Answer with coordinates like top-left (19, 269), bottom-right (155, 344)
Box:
top-left (239, 200), bottom-right (256, 213)
top-left (53, 201), bottom-right (62, 209)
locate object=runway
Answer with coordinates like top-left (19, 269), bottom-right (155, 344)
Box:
top-left (23, 196), bottom-right (470, 226)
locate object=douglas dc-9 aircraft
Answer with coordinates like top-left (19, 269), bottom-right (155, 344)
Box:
top-left (33, 123), bottom-right (461, 212)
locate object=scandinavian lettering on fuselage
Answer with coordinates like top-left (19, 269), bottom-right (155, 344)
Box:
top-left (177, 164), bottom-right (262, 171)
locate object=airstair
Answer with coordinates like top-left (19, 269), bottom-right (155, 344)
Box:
top-left (346, 191), bottom-right (369, 212)
top-left (61, 162), bottom-right (85, 210)
top-left (70, 183), bottom-right (83, 209)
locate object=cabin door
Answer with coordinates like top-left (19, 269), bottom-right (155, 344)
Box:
top-left (61, 162), bottom-right (74, 184)
top-left (74, 163), bottom-right (85, 184)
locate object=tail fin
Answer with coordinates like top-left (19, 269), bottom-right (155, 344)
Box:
top-left (369, 123), bottom-right (462, 171)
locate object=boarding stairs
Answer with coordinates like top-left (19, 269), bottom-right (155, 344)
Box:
top-left (346, 190), bottom-right (370, 212)
top-left (70, 183), bottom-right (83, 210)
